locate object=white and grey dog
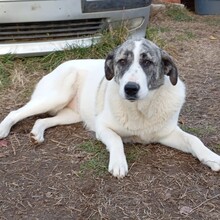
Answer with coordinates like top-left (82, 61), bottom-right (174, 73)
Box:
top-left (0, 39), bottom-right (220, 178)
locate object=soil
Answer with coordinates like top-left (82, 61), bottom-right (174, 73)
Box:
top-left (0, 10), bottom-right (220, 220)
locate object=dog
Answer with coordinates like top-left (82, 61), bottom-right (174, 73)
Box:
top-left (0, 38), bottom-right (220, 178)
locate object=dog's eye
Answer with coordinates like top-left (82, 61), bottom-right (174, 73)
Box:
top-left (142, 59), bottom-right (152, 67)
top-left (118, 59), bottom-right (127, 66)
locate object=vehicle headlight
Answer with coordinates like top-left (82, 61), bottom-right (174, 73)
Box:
top-left (126, 17), bottom-right (144, 30)
top-left (108, 17), bottom-right (144, 31)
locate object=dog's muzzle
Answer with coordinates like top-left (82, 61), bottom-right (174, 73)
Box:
top-left (124, 82), bottom-right (140, 101)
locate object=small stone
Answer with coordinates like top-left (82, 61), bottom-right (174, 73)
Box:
top-left (179, 206), bottom-right (193, 215)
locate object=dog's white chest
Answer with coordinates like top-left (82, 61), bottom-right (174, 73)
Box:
top-left (105, 79), bottom-right (185, 143)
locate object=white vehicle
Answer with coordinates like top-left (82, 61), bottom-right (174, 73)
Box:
top-left (0, 0), bottom-right (152, 56)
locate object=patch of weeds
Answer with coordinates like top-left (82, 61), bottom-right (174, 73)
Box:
top-left (126, 144), bottom-right (143, 163)
top-left (0, 66), bottom-right (10, 89)
top-left (182, 126), bottom-right (203, 136)
top-left (79, 140), bottom-right (144, 176)
top-left (175, 31), bottom-right (196, 41)
top-left (20, 87), bottom-right (35, 100)
top-left (181, 125), bottom-right (216, 136)
top-left (209, 143), bottom-right (220, 153)
top-left (204, 17), bottom-right (220, 27)
top-left (216, 144), bottom-right (220, 149)
top-left (166, 5), bottom-right (193, 22)
top-left (78, 140), bottom-right (108, 176)
top-left (184, 31), bottom-right (196, 39)
top-left (146, 26), bottom-right (167, 48)
top-left (0, 54), bottom-right (15, 90)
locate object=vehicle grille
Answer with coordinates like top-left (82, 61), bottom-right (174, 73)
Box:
top-left (0, 18), bottom-right (105, 43)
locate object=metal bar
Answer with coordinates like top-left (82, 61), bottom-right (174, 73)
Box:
top-left (0, 30), bottom-right (99, 41)
top-left (0, 25), bottom-right (102, 36)
top-left (0, 20), bottom-right (103, 31)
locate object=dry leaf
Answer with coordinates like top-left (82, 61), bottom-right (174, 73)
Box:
top-left (0, 140), bottom-right (8, 147)
top-left (209, 35), bottom-right (217, 40)
top-left (178, 117), bottom-right (185, 125)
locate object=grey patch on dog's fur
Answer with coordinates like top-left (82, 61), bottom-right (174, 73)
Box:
top-left (139, 39), bottom-right (178, 89)
top-left (114, 49), bottom-right (134, 83)
top-left (139, 40), bottom-right (165, 90)
top-left (105, 40), bottom-right (135, 83)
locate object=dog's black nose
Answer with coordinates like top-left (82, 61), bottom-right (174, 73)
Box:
top-left (124, 82), bottom-right (140, 96)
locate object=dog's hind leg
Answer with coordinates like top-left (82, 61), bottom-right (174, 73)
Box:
top-left (30, 107), bottom-right (81, 144)
top-left (0, 97), bottom-right (69, 139)
top-left (159, 126), bottom-right (220, 171)
top-left (0, 66), bottom-right (79, 139)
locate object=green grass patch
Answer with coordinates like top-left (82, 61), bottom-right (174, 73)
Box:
top-left (216, 144), bottom-right (220, 149)
top-left (78, 138), bottom-right (146, 177)
top-left (175, 31), bottom-right (196, 41)
top-left (166, 5), bottom-right (193, 22)
top-left (126, 144), bottom-right (143, 163)
top-left (25, 27), bottom-right (129, 72)
top-left (181, 125), bottom-right (216, 136)
top-left (214, 143), bottom-right (220, 151)
top-left (0, 54), bottom-right (15, 90)
top-left (203, 17), bottom-right (220, 27)
top-left (146, 26), bottom-right (168, 48)
top-left (78, 140), bottom-right (143, 176)
top-left (0, 66), bottom-right (10, 89)
top-left (78, 140), bottom-right (108, 176)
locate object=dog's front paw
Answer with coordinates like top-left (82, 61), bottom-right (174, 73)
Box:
top-left (0, 129), bottom-right (9, 139)
top-left (108, 155), bottom-right (128, 178)
top-left (0, 124), bottom-right (10, 139)
top-left (203, 155), bottom-right (220, 171)
top-left (30, 131), bottom-right (44, 144)
top-left (30, 120), bottom-right (45, 144)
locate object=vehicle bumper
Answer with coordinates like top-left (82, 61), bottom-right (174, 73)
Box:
top-left (0, 0), bottom-right (151, 56)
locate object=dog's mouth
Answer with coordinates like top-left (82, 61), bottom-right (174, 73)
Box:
top-left (125, 95), bottom-right (138, 102)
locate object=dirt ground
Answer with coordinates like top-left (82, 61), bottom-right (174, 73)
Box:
top-left (0, 8), bottom-right (220, 220)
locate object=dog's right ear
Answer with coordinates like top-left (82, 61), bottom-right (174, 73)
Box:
top-left (161, 50), bottom-right (178, 86)
top-left (104, 51), bottom-right (115, 80)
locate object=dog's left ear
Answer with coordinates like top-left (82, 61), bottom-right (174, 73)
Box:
top-left (161, 50), bottom-right (178, 85)
top-left (104, 50), bottom-right (115, 80)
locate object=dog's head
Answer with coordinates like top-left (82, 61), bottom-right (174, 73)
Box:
top-left (105, 38), bottom-right (178, 101)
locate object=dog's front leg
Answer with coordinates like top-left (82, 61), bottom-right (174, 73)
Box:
top-left (159, 126), bottom-right (220, 171)
top-left (96, 122), bottom-right (128, 178)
